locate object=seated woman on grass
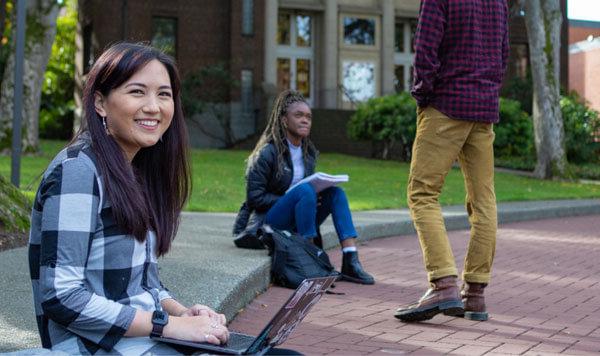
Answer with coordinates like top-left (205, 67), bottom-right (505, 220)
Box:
top-left (28, 42), bottom-right (229, 354)
top-left (235, 90), bottom-right (375, 285)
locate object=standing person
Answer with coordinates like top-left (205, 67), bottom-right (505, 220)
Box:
top-left (28, 42), bottom-right (230, 354)
top-left (236, 90), bottom-right (374, 285)
top-left (395, 0), bottom-right (509, 322)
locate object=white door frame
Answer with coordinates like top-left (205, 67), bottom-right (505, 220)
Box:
top-left (276, 11), bottom-right (315, 105)
top-left (393, 20), bottom-right (415, 92)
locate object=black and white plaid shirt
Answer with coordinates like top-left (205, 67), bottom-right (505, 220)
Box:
top-left (28, 135), bottom-right (173, 354)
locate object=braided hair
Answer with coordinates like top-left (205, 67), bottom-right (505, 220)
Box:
top-left (247, 90), bottom-right (316, 176)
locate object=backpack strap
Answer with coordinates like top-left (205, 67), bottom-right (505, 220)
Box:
top-left (270, 247), bottom-right (288, 286)
top-left (300, 241), bottom-right (335, 272)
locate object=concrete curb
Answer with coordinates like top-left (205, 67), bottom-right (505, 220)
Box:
top-left (0, 199), bottom-right (598, 351)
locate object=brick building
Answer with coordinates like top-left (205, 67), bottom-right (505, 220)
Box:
top-left (76, 0), bottom-right (568, 152)
top-left (569, 39), bottom-right (600, 112)
top-left (76, 0), bottom-right (264, 147)
top-left (568, 20), bottom-right (600, 112)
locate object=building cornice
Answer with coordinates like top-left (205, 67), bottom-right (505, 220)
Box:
top-left (569, 19), bottom-right (600, 29)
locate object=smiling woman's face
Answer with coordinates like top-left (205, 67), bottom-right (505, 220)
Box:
top-left (94, 59), bottom-right (174, 161)
top-left (283, 101), bottom-right (312, 142)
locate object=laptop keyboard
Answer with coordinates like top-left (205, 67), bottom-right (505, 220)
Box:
top-left (224, 332), bottom-right (256, 350)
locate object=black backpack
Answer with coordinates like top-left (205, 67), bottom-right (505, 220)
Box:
top-left (258, 225), bottom-right (339, 289)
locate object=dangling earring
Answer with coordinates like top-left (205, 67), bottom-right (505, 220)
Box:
top-left (102, 116), bottom-right (108, 133)
top-left (159, 135), bottom-right (163, 142)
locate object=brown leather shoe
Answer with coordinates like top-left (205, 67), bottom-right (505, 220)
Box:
top-left (394, 276), bottom-right (464, 322)
top-left (461, 282), bottom-right (488, 321)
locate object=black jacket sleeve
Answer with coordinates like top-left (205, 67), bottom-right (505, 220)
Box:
top-left (246, 146), bottom-right (283, 212)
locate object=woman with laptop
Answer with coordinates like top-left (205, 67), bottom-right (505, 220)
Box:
top-left (234, 90), bottom-right (375, 285)
top-left (27, 42), bottom-right (230, 354)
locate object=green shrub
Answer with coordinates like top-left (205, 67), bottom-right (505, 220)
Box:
top-left (569, 163), bottom-right (600, 180)
top-left (494, 98), bottom-right (535, 160)
top-left (347, 92), bottom-right (416, 161)
top-left (495, 94), bottom-right (600, 171)
top-left (500, 71), bottom-right (533, 115)
top-left (560, 92), bottom-right (600, 164)
top-left (494, 156), bottom-right (536, 171)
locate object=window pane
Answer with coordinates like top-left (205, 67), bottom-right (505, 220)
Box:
top-left (343, 17), bottom-right (375, 46)
top-left (277, 58), bottom-right (291, 92)
top-left (410, 20), bottom-right (418, 53)
top-left (394, 65), bottom-right (405, 92)
top-left (296, 15), bottom-right (311, 47)
top-left (296, 59), bottom-right (311, 98)
top-left (395, 22), bottom-right (404, 52)
top-left (277, 13), bottom-right (291, 45)
top-left (151, 17), bottom-right (177, 57)
top-left (241, 70), bottom-right (253, 115)
top-left (242, 0), bottom-right (254, 36)
top-left (342, 61), bottom-right (375, 102)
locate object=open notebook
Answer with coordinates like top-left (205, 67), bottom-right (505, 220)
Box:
top-left (286, 172), bottom-right (349, 193)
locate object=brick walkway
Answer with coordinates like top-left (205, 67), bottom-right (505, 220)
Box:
top-left (229, 215), bottom-right (600, 355)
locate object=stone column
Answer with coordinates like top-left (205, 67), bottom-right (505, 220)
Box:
top-left (381, 0), bottom-right (395, 95)
top-left (263, 0), bottom-right (278, 89)
top-left (322, 0), bottom-right (338, 108)
top-left (262, 0), bottom-right (278, 127)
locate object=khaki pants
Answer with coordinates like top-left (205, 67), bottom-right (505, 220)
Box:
top-left (407, 107), bottom-right (497, 284)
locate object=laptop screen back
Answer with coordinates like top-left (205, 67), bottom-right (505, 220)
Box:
top-left (245, 276), bottom-right (336, 354)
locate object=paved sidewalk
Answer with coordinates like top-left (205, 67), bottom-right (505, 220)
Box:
top-left (0, 199), bottom-right (598, 351)
top-left (230, 215), bottom-right (600, 355)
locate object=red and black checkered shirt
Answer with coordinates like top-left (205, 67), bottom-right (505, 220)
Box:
top-left (411, 0), bottom-right (509, 123)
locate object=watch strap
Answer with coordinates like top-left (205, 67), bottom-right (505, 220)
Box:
top-left (150, 310), bottom-right (168, 338)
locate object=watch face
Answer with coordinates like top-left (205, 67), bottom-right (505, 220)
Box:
top-left (152, 310), bottom-right (169, 326)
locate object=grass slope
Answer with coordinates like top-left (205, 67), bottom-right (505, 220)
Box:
top-left (1, 140), bottom-right (599, 213)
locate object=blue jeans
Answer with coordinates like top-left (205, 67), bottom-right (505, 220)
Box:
top-left (265, 183), bottom-right (357, 242)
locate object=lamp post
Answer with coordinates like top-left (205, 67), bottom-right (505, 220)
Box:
top-left (11, 0), bottom-right (26, 187)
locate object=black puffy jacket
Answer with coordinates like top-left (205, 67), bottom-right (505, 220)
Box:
top-left (247, 142), bottom-right (317, 212)
top-left (233, 142), bottom-right (317, 235)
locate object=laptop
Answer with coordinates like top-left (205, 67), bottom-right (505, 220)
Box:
top-left (152, 275), bottom-right (337, 355)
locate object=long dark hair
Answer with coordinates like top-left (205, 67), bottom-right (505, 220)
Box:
top-left (79, 42), bottom-right (190, 256)
top-left (247, 90), bottom-right (316, 175)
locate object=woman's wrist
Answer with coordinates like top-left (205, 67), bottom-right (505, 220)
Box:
top-left (161, 298), bottom-right (188, 317)
top-left (161, 315), bottom-right (181, 339)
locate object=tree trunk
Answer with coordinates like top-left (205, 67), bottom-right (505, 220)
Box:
top-left (381, 140), bottom-right (394, 160)
top-left (0, 0), bottom-right (60, 152)
top-left (521, 0), bottom-right (567, 178)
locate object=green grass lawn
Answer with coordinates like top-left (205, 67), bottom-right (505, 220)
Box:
top-left (1, 140), bottom-right (600, 212)
top-left (0, 140), bottom-right (69, 201)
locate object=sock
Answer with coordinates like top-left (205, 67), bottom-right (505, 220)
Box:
top-left (342, 246), bottom-right (357, 253)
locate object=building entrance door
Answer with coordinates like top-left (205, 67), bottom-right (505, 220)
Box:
top-left (276, 11), bottom-right (314, 105)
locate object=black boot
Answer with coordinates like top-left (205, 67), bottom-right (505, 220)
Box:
top-left (233, 232), bottom-right (266, 249)
top-left (341, 251), bottom-right (375, 285)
